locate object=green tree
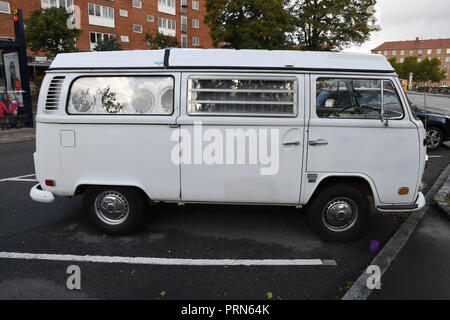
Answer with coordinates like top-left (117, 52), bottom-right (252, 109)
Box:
top-left (387, 56), bottom-right (445, 84)
top-left (204, 0), bottom-right (294, 50)
top-left (290, 0), bottom-right (380, 51)
top-left (416, 58), bottom-right (446, 83)
top-left (145, 33), bottom-right (179, 49)
top-left (25, 7), bottom-right (81, 60)
top-left (93, 37), bottom-right (122, 52)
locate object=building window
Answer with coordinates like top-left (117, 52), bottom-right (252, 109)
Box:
top-left (400, 50), bottom-right (404, 55)
top-left (41, 0), bottom-right (74, 11)
top-left (418, 50), bottom-right (422, 55)
top-left (409, 50), bottom-right (413, 56)
top-left (427, 49), bottom-right (432, 54)
top-left (192, 37), bottom-right (199, 46)
top-left (181, 34), bottom-right (188, 48)
top-left (418, 58), bottom-right (422, 62)
top-left (400, 58), bottom-right (404, 63)
top-left (89, 32), bottom-right (115, 50)
top-left (120, 35), bottom-right (129, 43)
top-left (158, 18), bottom-right (176, 36)
top-left (181, 0), bottom-right (188, 13)
top-left (88, 3), bottom-right (114, 28)
top-left (392, 50), bottom-right (396, 55)
top-left (192, 0), bottom-right (199, 10)
top-left (383, 51), bottom-right (388, 55)
top-left (119, 9), bottom-right (128, 17)
top-left (447, 48), bottom-right (450, 54)
top-left (437, 48), bottom-right (441, 54)
top-left (181, 16), bottom-right (187, 32)
top-left (147, 15), bottom-right (154, 22)
top-left (378, 51), bottom-right (381, 54)
top-left (158, 0), bottom-right (175, 15)
top-left (445, 57), bottom-right (450, 62)
top-left (68, 76), bottom-right (174, 115)
top-left (132, 0), bottom-right (142, 9)
top-left (188, 77), bottom-right (297, 116)
top-left (133, 24), bottom-right (143, 33)
top-left (192, 18), bottom-right (199, 28)
top-left (0, 1), bottom-right (11, 14)
top-left (443, 81), bottom-right (447, 87)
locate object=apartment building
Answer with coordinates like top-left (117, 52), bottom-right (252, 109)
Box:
top-left (0, 0), bottom-right (213, 59)
top-left (372, 37), bottom-right (450, 87)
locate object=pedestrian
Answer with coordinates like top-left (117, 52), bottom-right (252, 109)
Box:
top-left (0, 96), bottom-right (10, 129)
top-left (7, 95), bottom-right (18, 128)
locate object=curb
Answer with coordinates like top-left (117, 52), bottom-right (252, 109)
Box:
top-left (342, 163), bottom-right (450, 300)
top-left (434, 171), bottom-right (450, 219)
top-left (0, 128), bottom-right (36, 145)
top-left (0, 136), bottom-right (35, 144)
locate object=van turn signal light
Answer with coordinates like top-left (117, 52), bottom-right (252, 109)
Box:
top-left (45, 180), bottom-right (55, 187)
top-left (398, 187), bottom-right (409, 195)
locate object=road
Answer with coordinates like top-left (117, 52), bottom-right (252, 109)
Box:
top-left (0, 141), bottom-right (449, 300)
top-left (407, 92), bottom-right (450, 115)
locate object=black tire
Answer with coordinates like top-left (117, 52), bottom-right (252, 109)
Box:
top-left (84, 186), bottom-right (145, 235)
top-left (425, 126), bottom-right (444, 151)
top-left (306, 184), bottom-right (371, 242)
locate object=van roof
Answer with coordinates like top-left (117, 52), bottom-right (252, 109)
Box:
top-left (48, 48), bottom-right (395, 73)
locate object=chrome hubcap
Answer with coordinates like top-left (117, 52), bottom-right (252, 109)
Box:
top-left (426, 129), bottom-right (441, 148)
top-left (322, 198), bottom-right (358, 231)
top-left (94, 191), bottom-right (129, 225)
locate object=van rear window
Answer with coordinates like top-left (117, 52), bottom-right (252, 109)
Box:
top-left (187, 77), bottom-right (297, 117)
top-left (67, 76), bottom-right (174, 115)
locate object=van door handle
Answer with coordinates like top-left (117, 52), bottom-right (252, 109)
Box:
top-left (309, 139), bottom-right (328, 146)
top-left (283, 140), bottom-right (300, 146)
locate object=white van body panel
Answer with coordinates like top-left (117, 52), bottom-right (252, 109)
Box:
top-left (32, 49), bottom-right (425, 213)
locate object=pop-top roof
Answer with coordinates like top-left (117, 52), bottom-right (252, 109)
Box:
top-left (49, 48), bottom-right (395, 73)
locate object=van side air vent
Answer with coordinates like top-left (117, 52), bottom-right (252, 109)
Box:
top-left (45, 76), bottom-right (65, 111)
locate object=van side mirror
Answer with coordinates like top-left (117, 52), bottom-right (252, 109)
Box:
top-left (325, 99), bottom-right (335, 108)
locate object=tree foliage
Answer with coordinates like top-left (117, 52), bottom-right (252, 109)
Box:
top-left (25, 7), bottom-right (81, 60)
top-left (388, 56), bottom-right (446, 83)
top-left (145, 33), bottom-right (179, 49)
top-left (289, 0), bottom-right (379, 51)
top-left (204, 0), bottom-right (294, 50)
top-left (93, 37), bottom-right (122, 52)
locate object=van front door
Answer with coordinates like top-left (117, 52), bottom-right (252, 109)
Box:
top-left (177, 73), bottom-right (305, 204)
top-left (307, 76), bottom-right (420, 204)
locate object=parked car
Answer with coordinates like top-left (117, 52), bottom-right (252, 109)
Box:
top-left (409, 101), bottom-right (450, 151)
top-left (30, 49), bottom-right (427, 242)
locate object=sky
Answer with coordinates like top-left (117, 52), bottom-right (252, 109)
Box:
top-left (343, 0), bottom-right (450, 53)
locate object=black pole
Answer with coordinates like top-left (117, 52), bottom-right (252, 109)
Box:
top-left (13, 9), bottom-right (34, 128)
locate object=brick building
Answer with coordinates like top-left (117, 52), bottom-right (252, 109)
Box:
top-left (0, 0), bottom-right (213, 60)
top-left (371, 37), bottom-right (450, 87)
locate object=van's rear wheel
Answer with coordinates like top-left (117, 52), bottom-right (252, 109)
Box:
top-left (84, 186), bottom-right (144, 235)
top-left (307, 184), bottom-right (370, 242)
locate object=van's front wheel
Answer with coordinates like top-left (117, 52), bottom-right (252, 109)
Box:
top-left (84, 186), bottom-right (145, 235)
top-left (307, 184), bottom-right (370, 242)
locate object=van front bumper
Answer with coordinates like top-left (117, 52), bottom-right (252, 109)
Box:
top-left (30, 184), bottom-right (55, 203)
top-left (377, 192), bottom-right (425, 213)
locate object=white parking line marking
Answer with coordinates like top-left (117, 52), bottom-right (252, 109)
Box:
top-left (428, 155), bottom-right (443, 158)
top-left (0, 173), bottom-right (37, 183)
top-left (0, 252), bottom-right (337, 266)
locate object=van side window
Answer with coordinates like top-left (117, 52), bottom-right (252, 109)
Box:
top-left (382, 80), bottom-right (404, 119)
top-left (67, 76), bottom-right (174, 115)
top-left (316, 78), bottom-right (383, 119)
top-left (188, 77), bottom-right (297, 116)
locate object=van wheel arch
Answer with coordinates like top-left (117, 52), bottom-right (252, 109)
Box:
top-left (75, 184), bottom-right (151, 202)
top-left (308, 176), bottom-right (375, 203)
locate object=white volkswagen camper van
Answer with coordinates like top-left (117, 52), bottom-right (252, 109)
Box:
top-left (30, 49), bottom-right (427, 241)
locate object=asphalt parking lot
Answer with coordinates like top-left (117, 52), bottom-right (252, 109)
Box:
top-left (0, 141), bottom-right (449, 300)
